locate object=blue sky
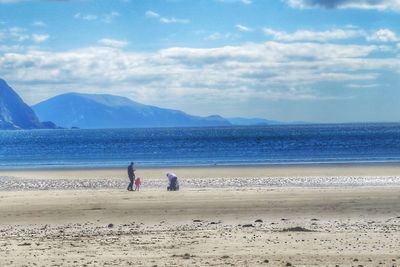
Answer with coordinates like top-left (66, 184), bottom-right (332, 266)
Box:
top-left (0, 0), bottom-right (399, 123)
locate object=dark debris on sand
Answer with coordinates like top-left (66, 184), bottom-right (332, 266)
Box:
top-left (280, 226), bottom-right (315, 232)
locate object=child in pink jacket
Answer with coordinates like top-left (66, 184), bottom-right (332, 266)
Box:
top-left (134, 177), bottom-right (142, 191)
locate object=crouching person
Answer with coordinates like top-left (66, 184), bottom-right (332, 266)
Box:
top-left (166, 173), bottom-right (179, 191)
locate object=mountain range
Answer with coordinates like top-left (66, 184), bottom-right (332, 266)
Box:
top-left (0, 78), bottom-right (283, 130)
top-left (0, 79), bottom-right (56, 130)
top-left (32, 93), bottom-right (232, 129)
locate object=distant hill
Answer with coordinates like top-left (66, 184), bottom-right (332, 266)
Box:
top-left (0, 79), bottom-right (55, 130)
top-left (228, 117), bottom-right (283, 126)
top-left (33, 93), bottom-right (232, 129)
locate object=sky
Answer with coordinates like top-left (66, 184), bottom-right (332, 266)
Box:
top-left (0, 0), bottom-right (399, 123)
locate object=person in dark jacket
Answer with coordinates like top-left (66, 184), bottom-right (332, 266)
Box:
top-left (127, 162), bottom-right (136, 191)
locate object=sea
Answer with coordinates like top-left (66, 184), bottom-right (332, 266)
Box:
top-left (0, 123), bottom-right (400, 169)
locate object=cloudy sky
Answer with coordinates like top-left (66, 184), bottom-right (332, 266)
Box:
top-left (0, 0), bottom-right (399, 123)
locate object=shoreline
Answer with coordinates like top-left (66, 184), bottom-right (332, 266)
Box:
top-left (2, 160), bottom-right (400, 170)
top-left (2, 163), bottom-right (400, 191)
top-left (2, 162), bottom-right (400, 180)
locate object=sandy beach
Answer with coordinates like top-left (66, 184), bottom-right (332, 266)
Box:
top-left (1, 164), bottom-right (400, 266)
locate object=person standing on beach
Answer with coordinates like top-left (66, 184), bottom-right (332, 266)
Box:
top-left (127, 162), bottom-right (135, 191)
top-left (134, 177), bottom-right (142, 191)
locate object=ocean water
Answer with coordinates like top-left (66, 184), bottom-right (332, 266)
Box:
top-left (0, 123), bottom-right (400, 169)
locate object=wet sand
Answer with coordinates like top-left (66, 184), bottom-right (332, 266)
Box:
top-left (0, 165), bottom-right (400, 266)
top-left (3, 162), bottom-right (400, 180)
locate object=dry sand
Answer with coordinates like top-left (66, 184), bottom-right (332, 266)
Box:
top-left (0, 165), bottom-right (400, 266)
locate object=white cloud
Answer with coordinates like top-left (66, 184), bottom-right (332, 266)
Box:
top-left (205, 32), bottom-right (238, 40)
top-left (74, 13), bottom-right (96, 21)
top-left (145, 10), bottom-right (190, 24)
top-left (145, 10), bottom-right (160, 18)
top-left (32, 21), bottom-right (46, 27)
top-left (98, 38), bottom-right (128, 48)
top-left (83, 15), bottom-right (97, 21)
top-left (160, 17), bottom-right (190, 24)
top-left (346, 83), bottom-right (382, 88)
top-left (205, 32), bottom-right (223, 40)
top-left (217, 0), bottom-right (252, 4)
top-left (236, 24), bottom-right (253, 32)
top-left (263, 28), bottom-right (364, 42)
top-left (31, 34), bottom-right (49, 43)
top-left (0, 25), bottom-right (51, 45)
top-left (75, 12), bottom-right (119, 23)
top-left (1, 41), bottom-right (398, 111)
top-left (7, 27), bottom-right (29, 42)
top-left (368, 29), bottom-right (398, 42)
top-left (0, 44), bottom-right (23, 52)
top-left (286, 0), bottom-right (400, 12)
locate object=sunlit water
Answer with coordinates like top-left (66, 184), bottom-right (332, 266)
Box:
top-left (1, 123), bottom-right (400, 169)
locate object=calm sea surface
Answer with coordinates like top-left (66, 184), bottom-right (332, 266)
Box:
top-left (0, 123), bottom-right (400, 169)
